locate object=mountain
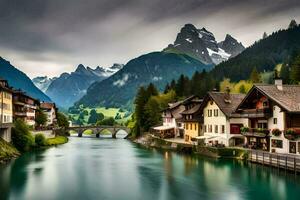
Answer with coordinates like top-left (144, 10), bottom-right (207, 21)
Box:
top-left (210, 20), bottom-right (300, 82)
top-left (74, 52), bottom-right (212, 109)
top-left (0, 57), bottom-right (51, 102)
top-left (45, 63), bottom-right (123, 108)
top-left (218, 34), bottom-right (245, 58)
top-left (32, 76), bottom-right (57, 92)
top-left (164, 24), bottom-right (245, 65)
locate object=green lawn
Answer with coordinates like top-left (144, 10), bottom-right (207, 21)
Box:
top-left (69, 107), bottom-right (132, 125)
top-left (46, 136), bottom-right (68, 146)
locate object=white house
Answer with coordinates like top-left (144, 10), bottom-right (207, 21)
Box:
top-left (201, 90), bottom-right (248, 147)
top-left (234, 80), bottom-right (300, 154)
top-left (40, 102), bottom-right (57, 126)
top-left (153, 96), bottom-right (199, 138)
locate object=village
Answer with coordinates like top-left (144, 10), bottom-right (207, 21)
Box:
top-left (0, 78), bottom-right (58, 143)
top-left (152, 77), bottom-right (300, 156)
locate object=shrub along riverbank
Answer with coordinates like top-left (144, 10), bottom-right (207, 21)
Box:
top-left (0, 138), bottom-right (20, 164)
top-left (0, 119), bottom-right (69, 164)
top-left (131, 133), bottom-right (248, 160)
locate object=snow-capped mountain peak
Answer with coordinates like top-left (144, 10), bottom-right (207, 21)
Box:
top-left (164, 23), bottom-right (245, 65)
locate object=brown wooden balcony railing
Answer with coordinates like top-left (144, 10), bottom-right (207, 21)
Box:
top-left (241, 128), bottom-right (270, 137)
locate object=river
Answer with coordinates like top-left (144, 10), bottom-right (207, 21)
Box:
top-left (0, 134), bottom-right (300, 200)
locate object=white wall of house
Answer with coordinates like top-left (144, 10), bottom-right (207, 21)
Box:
top-left (268, 105), bottom-right (293, 154)
top-left (203, 101), bottom-right (228, 145)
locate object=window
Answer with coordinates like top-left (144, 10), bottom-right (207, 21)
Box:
top-left (271, 139), bottom-right (283, 148)
top-left (215, 125), bottom-right (218, 133)
top-left (204, 125), bottom-right (207, 132)
top-left (221, 125), bottom-right (225, 133)
top-left (194, 124), bottom-right (197, 130)
top-left (209, 125), bottom-right (212, 133)
top-left (214, 109), bottom-right (218, 117)
top-left (208, 109), bottom-right (213, 117)
top-left (186, 123), bottom-right (189, 130)
top-left (273, 118), bottom-right (277, 124)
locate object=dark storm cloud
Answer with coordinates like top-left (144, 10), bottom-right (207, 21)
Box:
top-left (0, 0), bottom-right (299, 77)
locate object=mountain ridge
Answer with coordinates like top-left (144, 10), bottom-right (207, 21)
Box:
top-left (0, 57), bottom-right (51, 102)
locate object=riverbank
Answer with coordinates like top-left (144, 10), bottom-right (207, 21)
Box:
top-left (0, 135), bottom-right (69, 164)
top-left (0, 138), bottom-right (20, 164)
top-left (45, 136), bottom-right (68, 146)
top-left (132, 133), bottom-right (248, 159)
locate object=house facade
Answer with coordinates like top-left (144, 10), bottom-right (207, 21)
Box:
top-left (40, 102), bottom-right (57, 126)
top-left (153, 96), bottom-right (198, 139)
top-left (0, 79), bottom-right (13, 142)
top-left (13, 90), bottom-right (39, 127)
top-left (201, 91), bottom-right (247, 147)
top-left (235, 80), bottom-right (300, 154)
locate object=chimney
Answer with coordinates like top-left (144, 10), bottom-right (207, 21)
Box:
top-left (274, 69), bottom-right (283, 90)
top-left (224, 87), bottom-right (231, 103)
top-left (275, 79), bottom-right (283, 90)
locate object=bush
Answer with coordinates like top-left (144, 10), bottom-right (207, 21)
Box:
top-left (12, 119), bottom-right (35, 152)
top-left (272, 128), bottom-right (282, 136)
top-left (35, 134), bottom-right (47, 146)
top-left (46, 136), bottom-right (68, 146)
top-left (96, 117), bottom-right (116, 126)
top-left (57, 112), bottom-right (69, 128)
top-left (240, 126), bottom-right (249, 133)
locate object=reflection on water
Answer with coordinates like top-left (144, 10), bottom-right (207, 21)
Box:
top-left (0, 137), bottom-right (300, 200)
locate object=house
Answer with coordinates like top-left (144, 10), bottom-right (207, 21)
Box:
top-left (13, 90), bottom-right (39, 127)
top-left (0, 79), bottom-right (13, 142)
top-left (152, 96), bottom-right (199, 138)
top-left (201, 90), bottom-right (247, 147)
top-left (40, 102), bottom-right (57, 126)
top-left (235, 79), bottom-right (300, 154)
top-left (181, 98), bottom-right (203, 143)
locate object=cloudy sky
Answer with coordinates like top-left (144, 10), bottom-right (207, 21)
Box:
top-left (0, 0), bottom-right (299, 78)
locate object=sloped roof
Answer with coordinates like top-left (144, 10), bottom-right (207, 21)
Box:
top-left (207, 92), bottom-right (246, 117)
top-left (40, 102), bottom-right (56, 109)
top-left (181, 104), bottom-right (201, 114)
top-left (241, 84), bottom-right (300, 112)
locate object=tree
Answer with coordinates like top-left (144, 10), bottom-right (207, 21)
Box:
top-left (35, 108), bottom-right (47, 127)
top-left (250, 67), bottom-right (262, 83)
top-left (97, 117), bottom-right (116, 126)
top-left (146, 83), bottom-right (158, 96)
top-left (290, 55), bottom-right (300, 83)
top-left (288, 19), bottom-right (298, 29)
top-left (12, 119), bottom-right (34, 152)
top-left (280, 63), bottom-right (290, 83)
top-left (262, 32), bottom-right (268, 39)
top-left (57, 112), bottom-right (69, 128)
top-left (88, 109), bottom-right (104, 124)
top-left (133, 86), bottom-right (148, 136)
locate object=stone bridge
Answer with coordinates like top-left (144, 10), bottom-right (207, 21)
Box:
top-left (67, 125), bottom-right (131, 138)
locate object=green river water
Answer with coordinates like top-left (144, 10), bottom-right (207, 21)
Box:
top-left (0, 135), bottom-right (299, 200)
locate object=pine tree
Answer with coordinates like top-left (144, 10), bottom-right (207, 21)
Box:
top-left (146, 83), bottom-right (158, 97)
top-left (175, 74), bottom-right (185, 97)
top-left (290, 55), bottom-right (300, 83)
top-left (288, 19), bottom-right (298, 29)
top-left (133, 86), bottom-right (148, 136)
top-left (263, 32), bottom-right (268, 39)
top-left (164, 83), bottom-right (170, 94)
top-left (280, 63), bottom-right (290, 84)
top-left (250, 67), bottom-right (262, 83)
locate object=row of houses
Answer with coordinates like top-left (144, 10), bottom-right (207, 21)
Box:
top-left (153, 78), bottom-right (300, 155)
top-left (0, 78), bottom-right (57, 142)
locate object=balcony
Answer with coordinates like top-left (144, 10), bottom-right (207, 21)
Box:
top-left (234, 108), bottom-right (271, 118)
top-left (284, 128), bottom-right (300, 140)
top-left (241, 127), bottom-right (270, 137)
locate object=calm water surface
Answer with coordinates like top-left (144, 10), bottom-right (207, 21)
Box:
top-left (1, 135), bottom-right (300, 200)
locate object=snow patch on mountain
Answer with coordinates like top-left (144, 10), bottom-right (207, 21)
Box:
top-left (113, 74), bottom-right (129, 87)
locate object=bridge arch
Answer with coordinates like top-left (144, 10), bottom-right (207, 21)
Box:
top-left (67, 125), bottom-right (130, 139)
